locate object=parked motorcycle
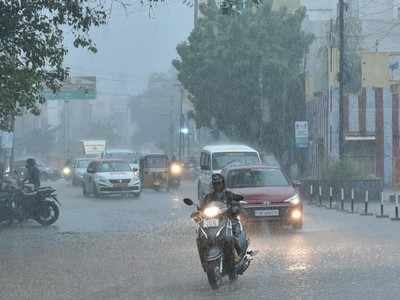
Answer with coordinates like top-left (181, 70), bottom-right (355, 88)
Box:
top-left (183, 198), bottom-right (255, 290)
top-left (8, 176), bottom-right (60, 226)
top-left (0, 192), bottom-right (15, 226)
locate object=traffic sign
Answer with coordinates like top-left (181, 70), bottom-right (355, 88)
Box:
top-left (43, 76), bottom-right (96, 100)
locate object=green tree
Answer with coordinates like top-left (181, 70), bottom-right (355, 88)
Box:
top-left (0, 1), bottom-right (108, 130)
top-left (173, 0), bottom-right (313, 159)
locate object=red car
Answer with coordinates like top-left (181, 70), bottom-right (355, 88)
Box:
top-left (222, 165), bottom-right (303, 229)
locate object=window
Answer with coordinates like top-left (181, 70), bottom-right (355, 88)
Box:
top-left (200, 152), bottom-right (210, 170)
top-left (97, 161), bottom-right (131, 172)
top-left (227, 168), bottom-right (289, 188)
top-left (212, 152), bottom-right (260, 170)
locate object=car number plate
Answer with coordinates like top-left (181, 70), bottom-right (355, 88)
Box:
top-left (203, 218), bottom-right (219, 228)
top-left (255, 209), bottom-right (279, 217)
top-left (113, 183), bottom-right (128, 188)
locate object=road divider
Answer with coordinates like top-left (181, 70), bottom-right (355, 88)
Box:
top-left (376, 191), bottom-right (389, 218)
top-left (391, 193), bottom-right (400, 221)
top-left (299, 181), bottom-right (400, 223)
top-left (360, 190), bottom-right (373, 216)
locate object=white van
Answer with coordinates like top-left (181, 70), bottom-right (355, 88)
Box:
top-left (197, 145), bottom-right (261, 202)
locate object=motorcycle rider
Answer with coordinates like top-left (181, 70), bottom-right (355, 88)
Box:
top-left (24, 158), bottom-right (40, 190)
top-left (201, 174), bottom-right (248, 258)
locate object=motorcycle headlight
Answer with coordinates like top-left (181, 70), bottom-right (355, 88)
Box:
top-left (286, 194), bottom-right (301, 205)
top-left (62, 167), bottom-right (71, 176)
top-left (170, 163), bottom-right (182, 175)
top-left (203, 206), bottom-right (221, 218)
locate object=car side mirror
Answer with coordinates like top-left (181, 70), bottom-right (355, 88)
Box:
top-left (183, 198), bottom-right (194, 206)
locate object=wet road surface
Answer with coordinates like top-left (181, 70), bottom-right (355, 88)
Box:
top-left (1, 180), bottom-right (400, 299)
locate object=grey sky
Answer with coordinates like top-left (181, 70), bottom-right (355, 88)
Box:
top-left (64, 1), bottom-right (194, 97)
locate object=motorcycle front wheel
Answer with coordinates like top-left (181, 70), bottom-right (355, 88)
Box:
top-left (34, 201), bottom-right (59, 226)
top-left (206, 258), bottom-right (223, 290)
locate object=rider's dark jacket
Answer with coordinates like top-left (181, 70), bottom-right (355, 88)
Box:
top-left (25, 165), bottom-right (41, 190)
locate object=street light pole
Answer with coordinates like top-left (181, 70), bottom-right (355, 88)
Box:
top-left (178, 86), bottom-right (184, 161)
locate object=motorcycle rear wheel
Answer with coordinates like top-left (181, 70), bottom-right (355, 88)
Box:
top-left (34, 201), bottom-right (59, 226)
top-left (206, 259), bottom-right (223, 290)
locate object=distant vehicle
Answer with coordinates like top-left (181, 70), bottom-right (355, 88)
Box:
top-left (72, 158), bottom-right (93, 186)
top-left (82, 159), bottom-right (141, 198)
top-left (198, 145), bottom-right (262, 204)
top-left (102, 149), bottom-right (139, 171)
top-left (80, 140), bottom-right (106, 158)
top-left (139, 154), bottom-right (169, 191)
top-left (223, 164), bottom-right (303, 230)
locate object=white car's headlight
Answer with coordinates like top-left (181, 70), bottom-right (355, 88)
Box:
top-left (203, 206), bottom-right (221, 218)
top-left (286, 194), bottom-right (301, 205)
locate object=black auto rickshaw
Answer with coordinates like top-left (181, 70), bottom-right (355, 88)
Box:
top-left (139, 154), bottom-right (169, 191)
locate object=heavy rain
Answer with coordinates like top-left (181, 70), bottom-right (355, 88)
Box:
top-left (1, 0), bottom-right (400, 299)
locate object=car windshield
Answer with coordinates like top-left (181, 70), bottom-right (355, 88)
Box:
top-left (212, 152), bottom-right (260, 170)
top-left (97, 161), bottom-right (131, 172)
top-left (77, 160), bottom-right (91, 168)
top-left (145, 157), bottom-right (168, 168)
top-left (227, 169), bottom-right (289, 188)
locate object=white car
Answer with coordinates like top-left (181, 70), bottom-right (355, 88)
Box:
top-left (83, 159), bottom-right (141, 198)
top-left (72, 158), bottom-right (93, 186)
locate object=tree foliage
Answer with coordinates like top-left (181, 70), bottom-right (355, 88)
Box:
top-left (0, 0), bottom-right (108, 130)
top-left (173, 1), bottom-right (313, 158)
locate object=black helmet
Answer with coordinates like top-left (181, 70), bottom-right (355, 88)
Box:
top-left (212, 174), bottom-right (224, 185)
top-left (26, 158), bottom-right (36, 167)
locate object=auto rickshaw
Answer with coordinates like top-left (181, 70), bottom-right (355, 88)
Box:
top-left (140, 154), bottom-right (170, 191)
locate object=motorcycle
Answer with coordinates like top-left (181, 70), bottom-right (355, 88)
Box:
top-left (0, 191), bottom-right (15, 226)
top-left (183, 197), bottom-right (255, 290)
top-left (8, 177), bottom-right (60, 226)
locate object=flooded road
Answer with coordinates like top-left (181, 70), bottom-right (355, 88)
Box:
top-left (1, 180), bottom-right (400, 299)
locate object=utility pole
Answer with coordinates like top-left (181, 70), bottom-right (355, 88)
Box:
top-left (338, 0), bottom-right (345, 159)
top-left (178, 86), bottom-right (184, 161)
top-left (258, 64), bottom-right (264, 149)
